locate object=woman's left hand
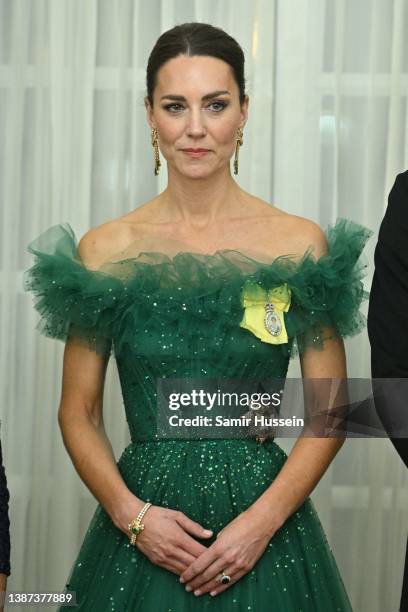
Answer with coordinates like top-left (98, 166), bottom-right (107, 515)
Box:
top-left (179, 504), bottom-right (281, 597)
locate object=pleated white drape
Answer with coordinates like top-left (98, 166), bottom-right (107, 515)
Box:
top-left (1, 1), bottom-right (407, 611)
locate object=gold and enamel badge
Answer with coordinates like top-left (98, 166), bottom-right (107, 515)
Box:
top-left (239, 280), bottom-right (291, 344)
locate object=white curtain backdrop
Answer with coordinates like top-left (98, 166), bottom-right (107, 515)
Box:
top-left (1, 1), bottom-right (407, 611)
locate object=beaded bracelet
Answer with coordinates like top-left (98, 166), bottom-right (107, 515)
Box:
top-left (128, 502), bottom-right (152, 546)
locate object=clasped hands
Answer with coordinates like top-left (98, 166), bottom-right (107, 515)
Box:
top-left (133, 503), bottom-right (280, 597)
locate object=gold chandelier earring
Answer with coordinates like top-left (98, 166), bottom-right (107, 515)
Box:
top-left (233, 127), bottom-right (244, 175)
top-left (151, 127), bottom-right (161, 175)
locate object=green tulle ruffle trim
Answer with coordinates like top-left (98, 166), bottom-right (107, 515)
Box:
top-left (23, 218), bottom-right (373, 359)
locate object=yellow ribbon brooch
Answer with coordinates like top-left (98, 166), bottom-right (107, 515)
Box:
top-left (239, 280), bottom-right (291, 344)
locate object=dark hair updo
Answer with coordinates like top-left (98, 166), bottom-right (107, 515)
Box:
top-left (146, 22), bottom-right (247, 107)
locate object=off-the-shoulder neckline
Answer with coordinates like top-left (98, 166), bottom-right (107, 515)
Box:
top-left (60, 222), bottom-right (325, 273)
top-left (27, 218), bottom-right (373, 283)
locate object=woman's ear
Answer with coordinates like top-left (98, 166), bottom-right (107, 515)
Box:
top-left (144, 96), bottom-right (154, 128)
top-left (241, 94), bottom-right (249, 127)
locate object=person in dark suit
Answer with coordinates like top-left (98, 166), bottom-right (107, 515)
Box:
top-left (367, 169), bottom-right (408, 612)
top-left (0, 437), bottom-right (10, 612)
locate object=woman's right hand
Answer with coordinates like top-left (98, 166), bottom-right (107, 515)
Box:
top-left (133, 505), bottom-right (214, 575)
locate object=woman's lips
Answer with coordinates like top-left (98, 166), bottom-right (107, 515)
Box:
top-left (182, 150), bottom-right (210, 158)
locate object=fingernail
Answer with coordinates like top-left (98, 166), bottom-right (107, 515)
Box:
top-left (210, 591), bottom-right (217, 596)
top-left (203, 529), bottom-right (213, 535)
top-left (194, 590), bottom-right (201, 596)
top-left (185, 585), bottom-right (192, 592)
top-left (179, 577), bottom-right (184, 583)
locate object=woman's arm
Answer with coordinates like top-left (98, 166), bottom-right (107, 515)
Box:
top-left (247, 220), bottom-right (348, 530)
top-left (60, 325), bottom-right (214, 576)
top-left (58, 337), bottom-right (138, 528)
top-left (179, 334), bottom-right (348, 597)
top-left (179, 221), bottom-right (350, 596)
top-left (247, 333), bottom-right (347, 532)
top-left (58, 229), bottom-right (214, 577)
top-left (58, 226), bottom-right (144, 528)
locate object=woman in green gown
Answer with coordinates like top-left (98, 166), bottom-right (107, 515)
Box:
top-left (24, 21), bottom-right (372, 611)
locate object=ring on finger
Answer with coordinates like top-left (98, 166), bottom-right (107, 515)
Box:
top-left (216, 570), bottom-right (231, 585)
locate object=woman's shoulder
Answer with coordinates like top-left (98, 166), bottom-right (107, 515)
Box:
top-left (76, 216), bottom-right (144, 270)
top-left (77, 196), bottom-right (167, 269)
top-left (282, 214), bottom-right (328, 258)
top-left (247, 197), bottom-right (328, 260)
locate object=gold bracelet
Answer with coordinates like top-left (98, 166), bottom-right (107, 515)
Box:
top-left (128, 502), bottom-right (152, 546)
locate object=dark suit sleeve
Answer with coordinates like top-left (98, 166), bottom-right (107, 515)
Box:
top-left (367, 170), bottom-right (408, 376)
top-left (0, 440), bottom-right (10, 576)
top-left (367, 170), bottom-right (408, 467)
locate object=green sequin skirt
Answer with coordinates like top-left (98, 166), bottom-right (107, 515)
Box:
top-left (58, 438), bottom-right (353, 611)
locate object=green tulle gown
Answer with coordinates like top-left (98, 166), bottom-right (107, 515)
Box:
top-left (23, 217), bottom-right (372, 611)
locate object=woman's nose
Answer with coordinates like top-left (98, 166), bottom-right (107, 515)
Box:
top-left (185, 108), bottom-right (207, 136)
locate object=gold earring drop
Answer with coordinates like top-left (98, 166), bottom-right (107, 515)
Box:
top-left (233, 127), bottom-right (244, 175)
top-left (151, 127), bottom-right (161, 175)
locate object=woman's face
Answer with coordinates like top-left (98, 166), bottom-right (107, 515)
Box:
top-left (145, 54), bottom-right (248, 178)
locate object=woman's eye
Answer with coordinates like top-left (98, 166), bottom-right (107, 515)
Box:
top-left (164, 103), bottom-right (183, 112)
top-left (209, 101), bottom-right (227, 112)
top-left (163, 101), bottom-right (227, 113)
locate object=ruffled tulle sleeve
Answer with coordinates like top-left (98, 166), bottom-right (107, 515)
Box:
top-left (23, 223), bottom-right (125, 357)
top-left (287, 218), bottom-right (373, 355)
top-left (252, 218), bottom-right (373, 357)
